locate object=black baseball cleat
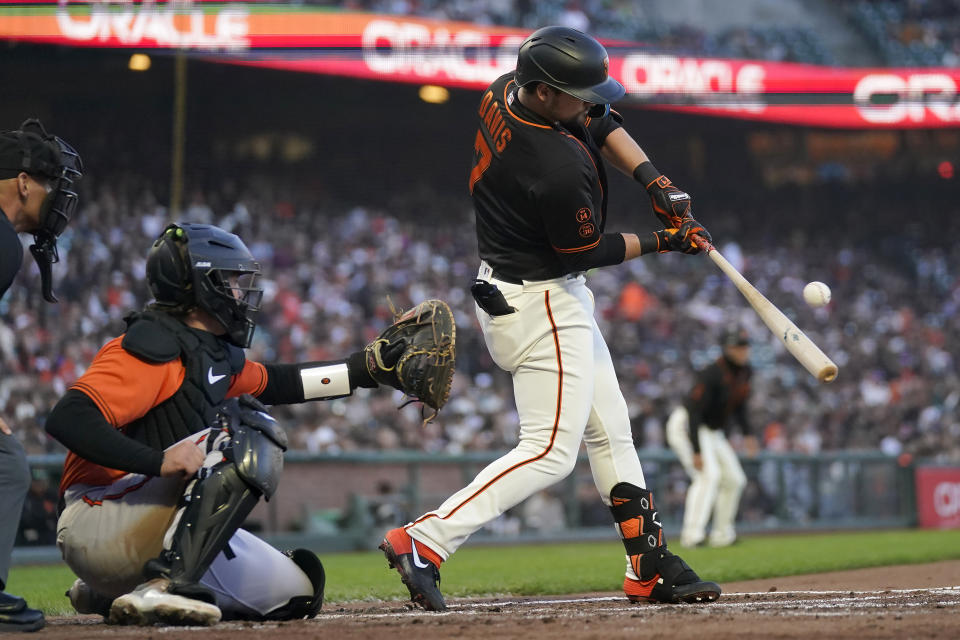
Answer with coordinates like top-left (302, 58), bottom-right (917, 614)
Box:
top-left (379, 527), bottom-right (447, 612)
top-left (0, 591), bottom-right (46, 632)
top-left (624, 549), bottom-right (721, 604)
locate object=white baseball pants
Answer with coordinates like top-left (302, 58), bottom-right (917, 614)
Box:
top-left (665, 406), bottom-right (746, 547)
top-left (409, 264), bottom-right (646, 560)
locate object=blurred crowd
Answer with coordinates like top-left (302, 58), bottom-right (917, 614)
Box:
top-left (2, 169), bottom-right (958, 470)
top-left (330, 0), bottom-right (835, 63)
top-left (844, 0), bottom-right (960, 66)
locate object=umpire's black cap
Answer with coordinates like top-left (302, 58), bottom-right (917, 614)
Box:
top-left (0, 119), bottom-right (64, 181)
top-left (515, 26), bottom-right (625, 105)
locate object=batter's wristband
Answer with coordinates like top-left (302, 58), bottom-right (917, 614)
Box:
top-left (633, 161), bottom-right (663, 190)
top-left (639, 232), bottom-right (664, 255)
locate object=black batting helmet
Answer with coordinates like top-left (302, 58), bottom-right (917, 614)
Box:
top-left (146, 223), bottom-right (263, 348)
top-left (515, 26), bottom-right (625, 106)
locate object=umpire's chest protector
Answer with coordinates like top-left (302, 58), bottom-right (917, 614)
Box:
top-left (120, 311), bottom-right (246, 450)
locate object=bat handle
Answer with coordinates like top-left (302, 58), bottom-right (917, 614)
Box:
top-left (692, 232), bottom-right (715, 253)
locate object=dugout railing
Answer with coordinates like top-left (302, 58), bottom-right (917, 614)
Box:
top-left (14, 449), bottom-right (916, 562)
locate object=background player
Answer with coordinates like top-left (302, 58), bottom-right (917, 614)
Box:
top-left (666, 327), bottom-right (756, 548)
top-left (380, 26), bottom-right (720, 611)
top-left (0, 118), bottom-right (82, 633)
top-left (46, 222), bottom-right (408, 626)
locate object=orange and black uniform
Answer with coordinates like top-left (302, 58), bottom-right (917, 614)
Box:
top-left (48, 311), bottom-right (324, 496)
top-left (685, 356), bottom-right (752, 454)
top-left (471, 72), bottom-right (627, 282)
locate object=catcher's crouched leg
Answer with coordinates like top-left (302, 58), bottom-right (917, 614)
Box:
top-left (609, 482), bottom-right (721, 604)
top-left (111, 398), bottom-right (289, 626)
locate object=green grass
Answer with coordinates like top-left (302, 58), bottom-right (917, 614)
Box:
top-left (10, 529), bottom-right (960, 615)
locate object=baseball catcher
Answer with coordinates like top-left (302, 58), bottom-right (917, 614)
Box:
top-left (45, 222), bottom-right (455, 626)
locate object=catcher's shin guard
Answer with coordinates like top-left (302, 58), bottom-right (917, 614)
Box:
top-left (146, 398), bottom-right (287, 600)
top-left (609, 482), bottom-right (721, 604)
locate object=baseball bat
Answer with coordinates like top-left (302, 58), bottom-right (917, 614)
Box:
top-left (693, 234), bottom-right (838, 383)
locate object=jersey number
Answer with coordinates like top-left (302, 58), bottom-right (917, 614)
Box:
top-left (469, 130), bottom-right (491, 194)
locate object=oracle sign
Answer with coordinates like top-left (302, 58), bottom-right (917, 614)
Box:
top-left (854, 73), bottom-right (960, 124)
top-left (54, 0), bottom-right (249, 50)
top-left (361, 20), bottom-right (523, 84)
top-left (916, 467), bottom-right (960, 529)
top-left (619, 54), bottom-right (766, 113)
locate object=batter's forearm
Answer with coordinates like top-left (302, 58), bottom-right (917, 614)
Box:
top-left (600, 128), bottom-right (650, 177)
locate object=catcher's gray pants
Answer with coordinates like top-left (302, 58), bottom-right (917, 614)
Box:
top-left (0, 433), bottom-right (30, 590)
top-left (56, 428), bottom-right (312, 617)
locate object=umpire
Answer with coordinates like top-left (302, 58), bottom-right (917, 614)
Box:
top-left (0, 119), bottom-right (83, 632)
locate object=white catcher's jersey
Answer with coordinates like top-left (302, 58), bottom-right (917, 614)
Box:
top-left (408, 263), bottom-right (646, 560)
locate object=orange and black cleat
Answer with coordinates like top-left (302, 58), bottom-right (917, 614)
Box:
top-left (623, 549), bottom-right (721, 604)
top-left (379, 527), bottom-right (447, 612)
top-left (610, 482), bottom-right (721, 605)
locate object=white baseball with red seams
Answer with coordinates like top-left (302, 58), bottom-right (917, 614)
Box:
top-left (803, 281), bottom-right (831, 308)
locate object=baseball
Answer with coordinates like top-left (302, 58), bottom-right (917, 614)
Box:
top-left (803, 281), bottom-right (831, 308)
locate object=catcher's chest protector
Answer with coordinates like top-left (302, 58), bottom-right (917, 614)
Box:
top-left (121, 311), bottom-right (246, 450)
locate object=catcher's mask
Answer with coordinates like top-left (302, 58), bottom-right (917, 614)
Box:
top-left (0, 118), bottom-right (83, 303)
top-left (146, 223), bottom-right (263, 348)
top-left (515, 26), bottom-right (625, 118)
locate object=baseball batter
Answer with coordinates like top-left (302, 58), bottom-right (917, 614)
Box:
top-left (45, 223), bottom-right (411, 626)
top-left (380, 26), bottom-right (720, 611)
top-left (0, 118), bottom-right (82, 633)
top-left (666, 328), bottom-right (755, 548)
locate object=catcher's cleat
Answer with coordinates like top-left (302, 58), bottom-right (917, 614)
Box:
top-left (66, 578), bottom-right (114, 617)
top-left (379, 527), bottom-right (447, 612)
top-left (108, 578), bottom-right (221, 626)
top-left (623, 549), bottom-right (721, 604)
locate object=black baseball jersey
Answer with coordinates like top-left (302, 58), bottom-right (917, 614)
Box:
top-left (470, 73), bottom-right (628, 281)
top-left (0, 207), bottom-right (24, 300)
top-left (685, 355), bottom-right (752, 453)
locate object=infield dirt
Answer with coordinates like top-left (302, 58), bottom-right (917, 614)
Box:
top-left (31, 559), bottom-right (960, 639)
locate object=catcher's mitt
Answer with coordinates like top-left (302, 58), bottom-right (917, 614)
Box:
top-left (364, 299), bottom-right (456, 421)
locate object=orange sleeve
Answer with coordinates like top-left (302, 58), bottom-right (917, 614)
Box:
top-left (228, 359), bottom-right (268, 398)
top-left (70, 336), bottom-right (185, 427)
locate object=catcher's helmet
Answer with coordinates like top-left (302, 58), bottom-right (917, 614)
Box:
top-left (515, 26), bottom-right (625, 106)
top-left (146, 223), bottom-right (263, 348)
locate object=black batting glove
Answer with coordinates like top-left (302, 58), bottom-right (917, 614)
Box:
top-left (653, 219), bottom-right (712, 254)
top-left (634, 161), bottom-right (693, 229)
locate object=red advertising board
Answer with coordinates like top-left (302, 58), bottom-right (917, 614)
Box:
top-left (2, 2), bottom-right (960, 128)
top-left (915, 467), bottom-right (960, 529)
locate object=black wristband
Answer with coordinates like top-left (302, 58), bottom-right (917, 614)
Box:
top-left (347, 351), bottom-right (377, 389)
top-left (632, 161), bottom-right (661, 189)
top-left (639, 232), bottom-right (663, 255)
